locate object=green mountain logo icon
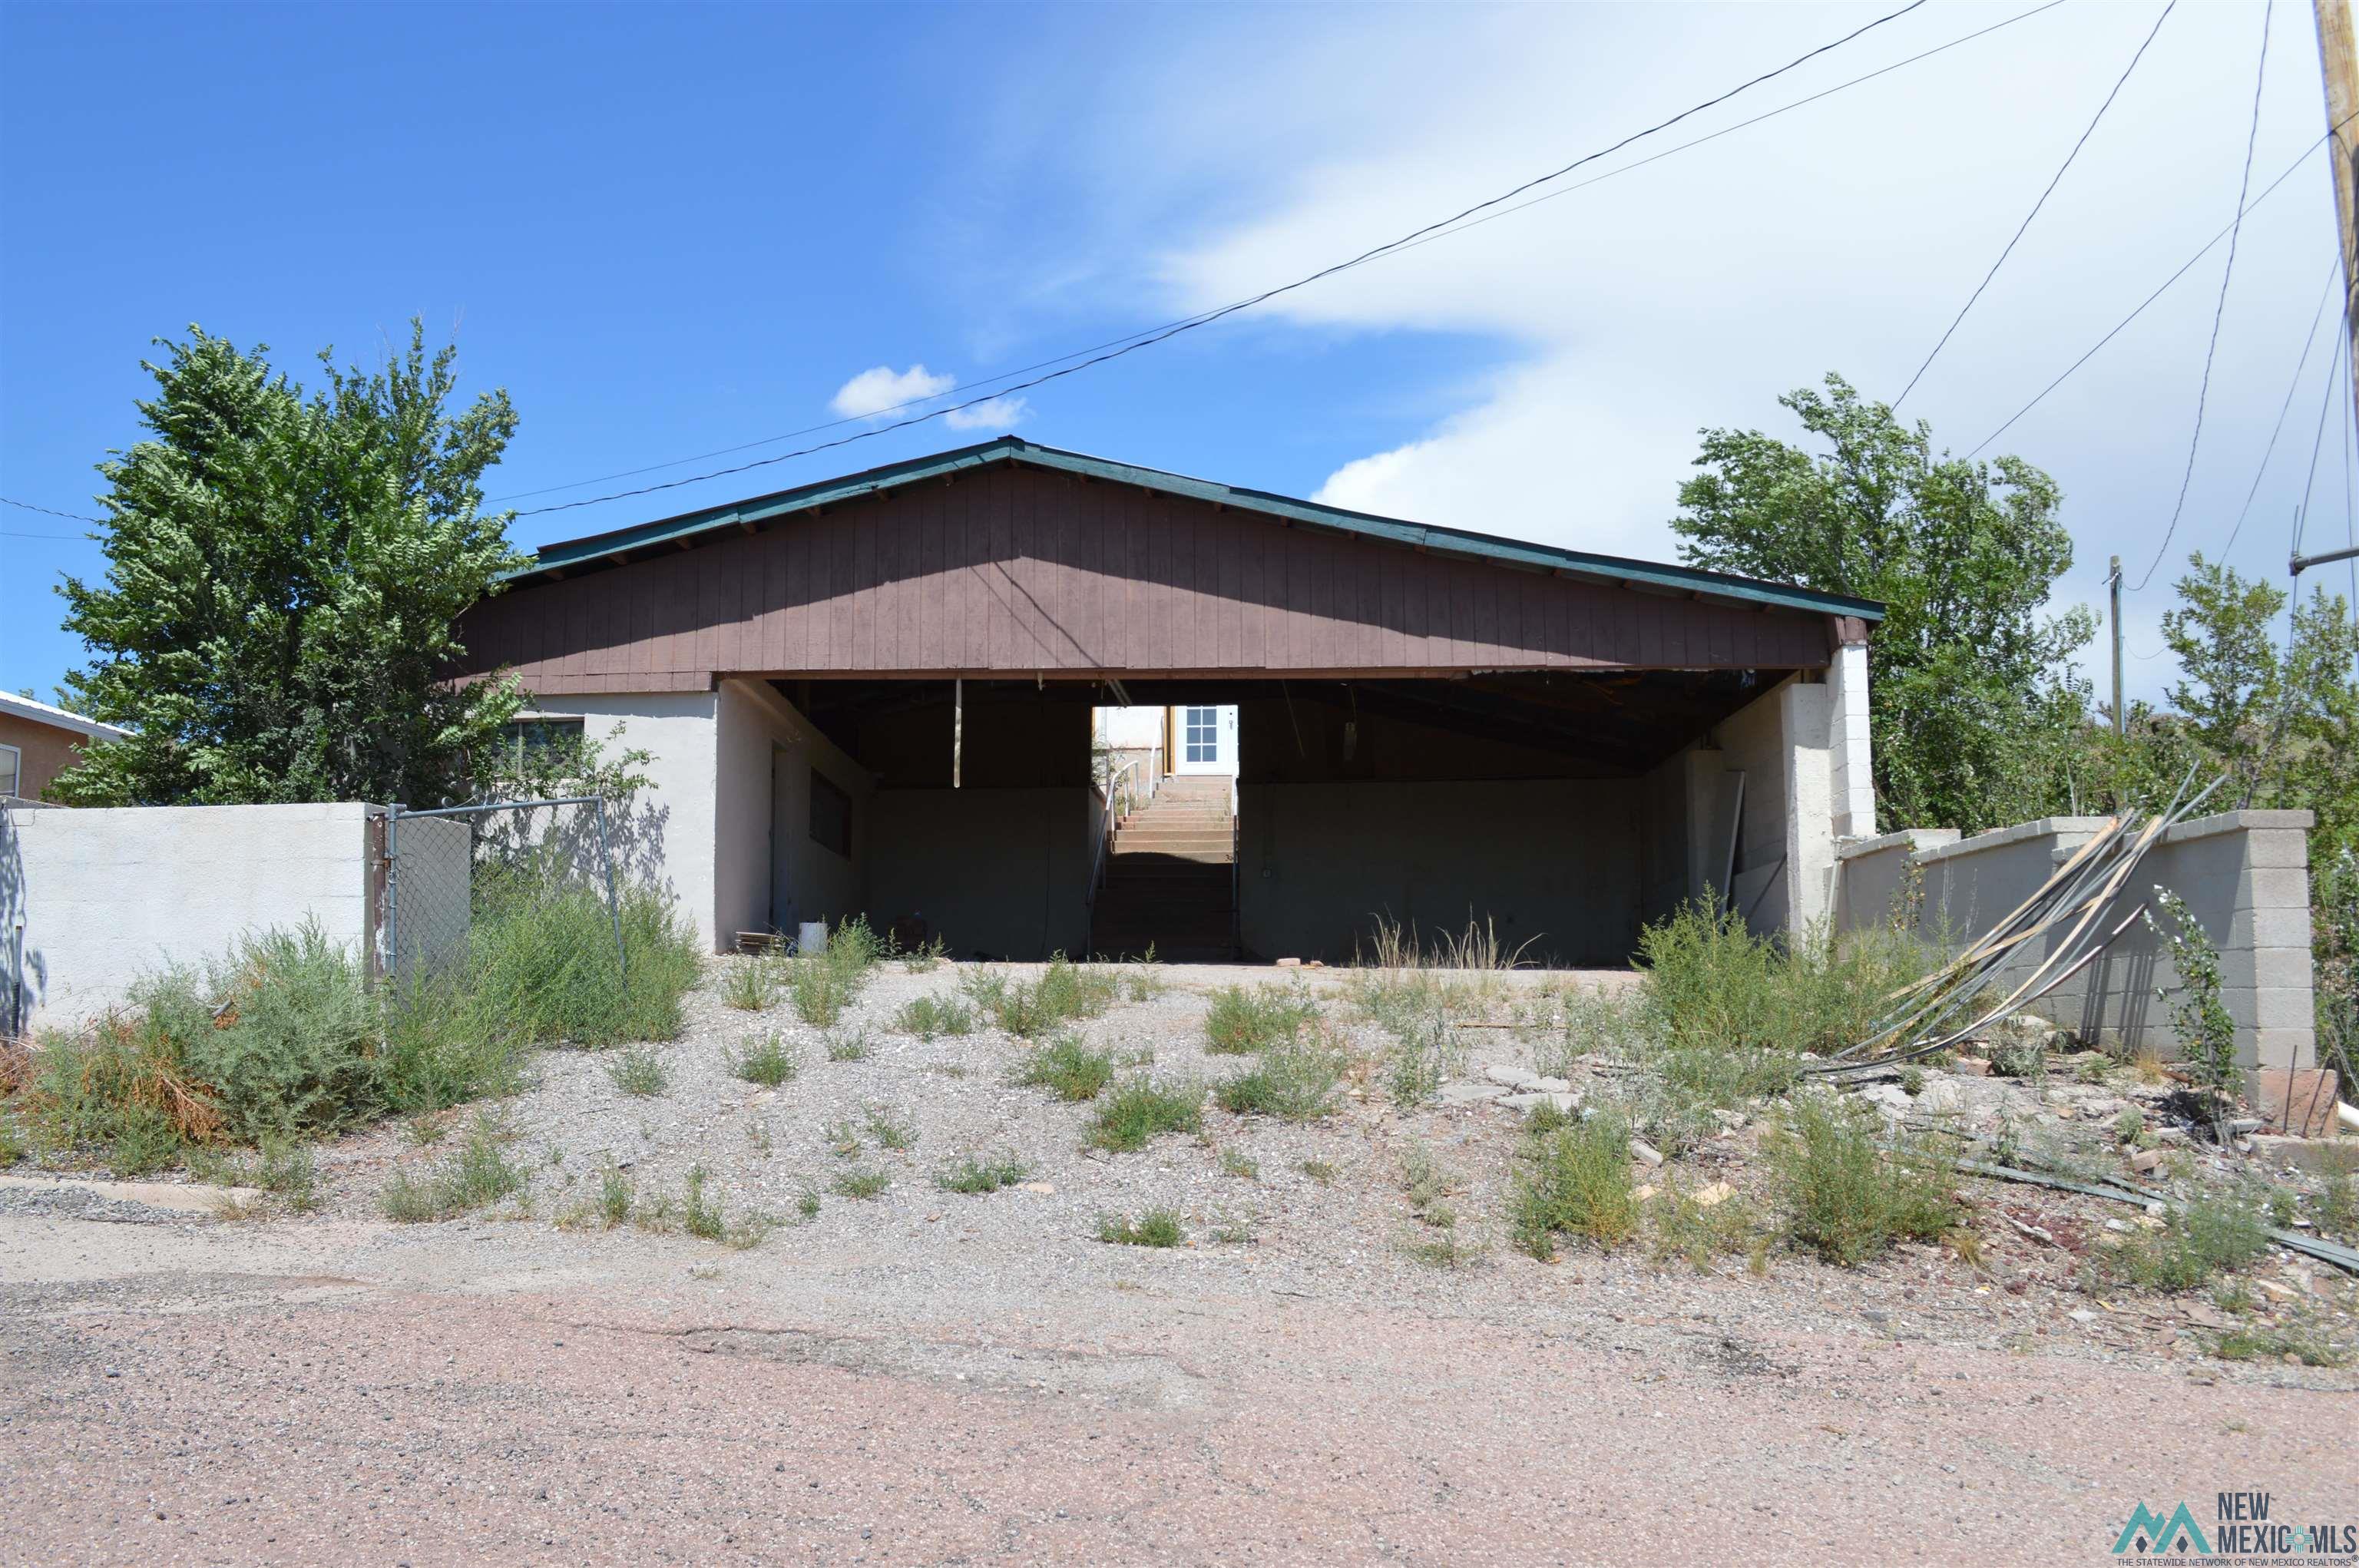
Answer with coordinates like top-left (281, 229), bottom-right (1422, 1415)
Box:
top-left (2113, 1502), bottom-right (2213, 1556)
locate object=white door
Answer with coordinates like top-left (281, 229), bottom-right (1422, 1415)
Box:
top-left (1173, 704), bottom-right (1237, 776)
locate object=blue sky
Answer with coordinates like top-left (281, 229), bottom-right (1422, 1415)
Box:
top-left (2, 1), bottom-right (2347, 707)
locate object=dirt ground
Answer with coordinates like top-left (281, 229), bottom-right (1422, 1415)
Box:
top-left (4, 960), bottom-right (2354, 1566)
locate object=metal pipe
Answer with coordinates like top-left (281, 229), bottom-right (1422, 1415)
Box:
top-left (385, 802), bottom-right (402, 983)
top-left (2292, 541), bottom-right (2359, 573)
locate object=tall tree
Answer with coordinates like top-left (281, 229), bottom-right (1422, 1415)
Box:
top-left (54, 323), bottom-right (527, 807)
top-left (1672, 373), bottom-right (2093, 832)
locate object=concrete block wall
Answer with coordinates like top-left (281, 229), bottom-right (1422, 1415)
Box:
top-left (3, 802), bottom-right (379, 1031)
top-left (1835, 809), bottom-right (2315, 1071)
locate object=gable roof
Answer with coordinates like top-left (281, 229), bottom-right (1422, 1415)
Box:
top-left (0, 690), bottom-right (126, 742)
top-left (508, 436), bottom-right (1883, 623)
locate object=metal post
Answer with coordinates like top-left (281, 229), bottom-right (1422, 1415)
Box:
top-left (594, 797), bottom-right (627, 983)
top-left (952, 677), bottom-right (964, 789)
top-left (385, 802), bottom-right (402, 982)
top-left (2109, 555), bottom-right (2125, 736)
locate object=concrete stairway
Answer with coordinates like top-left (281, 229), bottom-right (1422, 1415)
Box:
top-left (1090, 776), bottom-right (1235, 961)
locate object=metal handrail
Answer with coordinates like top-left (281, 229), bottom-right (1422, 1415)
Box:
top-left (1089, 758), bottom-right (1140, 909)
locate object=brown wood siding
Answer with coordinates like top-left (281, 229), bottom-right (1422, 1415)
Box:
top-left (456, 465), bottom-right (1835, 693)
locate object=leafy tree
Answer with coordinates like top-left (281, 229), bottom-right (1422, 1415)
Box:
top-left (53, 323), bottom-right (527, 808)
top-left (1672, 373), bottom-right (2093, 831)
top-left (2159, 554), bottom-right (2282, 773)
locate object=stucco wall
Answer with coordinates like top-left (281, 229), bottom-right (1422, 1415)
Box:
top-left (863, 789), bottom-right (1093, 960)
top-left (3, 802), bottom-right (375, 1030)
top-left (1236, 779), bottom-right (1643, 966)
top-left (713, 678), bottom-right (870, 943)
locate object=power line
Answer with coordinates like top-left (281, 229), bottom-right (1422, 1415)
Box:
top-left (2132, 0), bottom-right (2272, 593)
top-left (490, 2), bottom-right (2070, 509)
top-left (512, 1), bottom-right (1940, 520)
top-left (1893, 1), bottom-right (2175, 411)
top-left (2294, 323), bottom-right (2345, 564)
top-left (1, 495), bottom-right (103, 526)
top-left (2221, 254), bottom-right (2341, 558)
top-left (1966, 113), bottom-right (2348, 461)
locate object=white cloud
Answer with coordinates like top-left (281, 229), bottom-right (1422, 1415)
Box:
top-left (829, 363), bottom-right (955, 420)
top-left (942, 395), bottom-right (1031, 432)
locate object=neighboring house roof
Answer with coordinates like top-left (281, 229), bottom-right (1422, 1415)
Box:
top-left (508, 435), bottom-right (1885, 623)
top-left (0, 690), bottom-right (125, 742)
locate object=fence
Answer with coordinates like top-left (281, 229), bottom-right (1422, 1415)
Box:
top-left (383, 796), bottom-right (627, 985)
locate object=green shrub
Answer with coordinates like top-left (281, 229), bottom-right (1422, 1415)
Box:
top-left (863, 1106), bottom-right (915, 1151)
top-left (1087, 1077), bottom-right (1204, 1151)
top-left (935, 1153), bottom-right (1031, 1194)
top-left (2146, 888), bottom-right (2240, 1115)
top-left (1204, 985), bottom-right (1317, 1054)
top-left (1215, 1037), bottom-right (1344, 1120)
top-left (730, 1034), bottom-right (801, 1087)
top-left (2105, 1193), bottom-right (2271, 1292)
top-left (683, 1165), bottom-right (726, 1240)
top-left (723, 960), bottom-right (776, 1011)
top-left (824, 1028), bottom-right (872, 1062)
top-left (1511, 1112), bottom-right (1639, 1259)
top-left (467, 880), bottom-right (701, 1047)
top-left (599, 1166), bottom-right (635, 1226)
top-left (1097, 1208), bottom-right (1185, 1247)
top-left (606, 1046), bottom-right (670, 1097)
top-left (897, 995), bottom-right (974, 1040)
top-left (182, 927), bottom-right (382, 1141)
top-left (832, 1166), bottom-right (890, 1200)
top-left (380, 1113), bottom-right (526, 1222)
top-left (1014, 1034), bottom-right (1113, 1101)
top-left (1767, 1094), bottom-right (1960, 1265)
top-left (967, 955), bottom-right (1121, 1036)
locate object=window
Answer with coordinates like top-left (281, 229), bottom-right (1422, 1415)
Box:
top-left (1183, 706), bottom-right (1218, 764)
top-left (0, 743), bottom-right (18, 799)
top-left (809, 768), bottom-right (852, 858)
top-left (499, 716), bottom-right (584, 772)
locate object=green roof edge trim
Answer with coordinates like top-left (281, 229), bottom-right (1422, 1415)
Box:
top-left (502, 435), bottom-right (1885, 623)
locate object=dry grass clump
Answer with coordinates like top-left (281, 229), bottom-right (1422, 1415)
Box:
top-left (1765, 1093), bottom-right (1960, 1265)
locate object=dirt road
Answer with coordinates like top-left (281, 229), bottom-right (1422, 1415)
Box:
top-left (5, 1198), bottom-right (2351, 1566)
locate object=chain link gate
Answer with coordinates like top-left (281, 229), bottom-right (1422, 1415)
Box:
top-left (381, 796), bottom-right (627, 985)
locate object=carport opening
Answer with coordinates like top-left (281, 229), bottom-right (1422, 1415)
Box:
top-left (774, 670), bottom-right (1792, 966)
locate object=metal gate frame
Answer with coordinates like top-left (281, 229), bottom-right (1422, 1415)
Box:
top-left (384, 795), bottom-right (627, 983)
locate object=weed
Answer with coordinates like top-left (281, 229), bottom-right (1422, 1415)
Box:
top-left (2114, 1107), bottom-right (2147, 1145)
top-left (1219, 1146), bottom-right (1260, 1180)
top-left (606, 1047), bottom-right (670, 1097)
top-left (1203, 985), bottom-right (1317, 1054)
top-left (2321, 1173), bottom-right (2358, 1242)
top-left (1383, 1004), bottom-right (1461, 1107)
top-left (1898, 1066), bottom-right (1925, 1097)
top-left (2268, 1186), bottom-right (2298, 1229)
top-left (1646, 1182), bottom-right (1757, 1272)
top-left (1401, 1141), bottom-right (1459, 1221)
top-left (379, 1113), bottom-right (526, 1222)
top-left (825, 1028), bottom-right (873, 1062)
top-left (2076, 1052), bottom-right (2111, 1086)
top-left (1210, 1222), bottom-right (1256, 1246)
top-left (252, 1135), bottom-right (322, 1213)
top-left (1297, 1158), bottom-right (1339, 1186)
top-left (1123, 952), bottom-right (1167, 1003)
top-left (1087, 1077), bottom-right (1205, 1152)
top-left (796, 1186), bottom-right (822, 1221)
top-left (970, 955), bottom-right (1123, 1037)
top-left (1401, 1229), bottom-right (1486, 1268)
top-left (1014, 1034), bottom-right (1113, 1101)
top-left (746, 1120), bottom-right (773, 1157)
top-left (896, 995), bottom-right (975, 1041)
top-left (2146, 888), bottom-right (2240, 1114)
top-left (935, 1153), bottom-right (1031, 1194)
top-left (730, 1034), bottom-right (801, 1088)
top-left (723, 960), bottom-right (776, 1012)
top-left (821, 1119), bottom-right (865, 1158)
top-left (1215, 1037), bottom-right (1345, 1121)
top-left (683, 1166), bottom-right (725, 1240)
top-left (832, 1166), bottom-right (890, 1200)
top-left (599, 1166), bottom-right (634, 1226)
top-left (1097, 1209), bottom-right (1185, 1247)
top-left (1510, 1112), bottom-right (1639, 1259)
top-left (2212, 1328), bottom-right (2347, 1367)
top-left (899, 935), bottom-right (948, 973)
top-left (864, 1107), bottom-right (916, 1151)
top-left (464, 878), bottom-right (703, 1047)
top-left (1766, 1094), bottom-right (1960, 1266)
top-left (2105, 1193), bottom-right (2271, 1292)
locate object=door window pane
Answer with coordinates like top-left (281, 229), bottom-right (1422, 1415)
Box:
top-left (1184, 707), bottom-right (1216, 763)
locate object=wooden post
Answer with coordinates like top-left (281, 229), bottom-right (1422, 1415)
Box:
top-left (2318, 0), bottom-right (2359, 445)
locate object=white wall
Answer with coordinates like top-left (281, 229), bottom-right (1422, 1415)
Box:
top-left (1713, 676), bottom-right (1835, 937)
top-left (3, 802), bottom-right (375, 1030)
top-left (520, 691), bottom-right (720, 948)
top-left (1094, 706), bottom-right (1165, 748)
top-left (714, 678), bottom-right (868, 943)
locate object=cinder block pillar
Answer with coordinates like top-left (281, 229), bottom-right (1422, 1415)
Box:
top-left (1828, 640), bottom-right (1875, 841)
top-left (2215, 811), bottom-right (2317, 1073)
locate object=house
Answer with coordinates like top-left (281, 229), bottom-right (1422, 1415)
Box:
top-left (0, 692), bottom-right (124, 804)
top-left (448, 437), bottom-right (1881, 963)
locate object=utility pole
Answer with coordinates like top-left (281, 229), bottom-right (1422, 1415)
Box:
top-left (2318, 0), bottom-right (2359, 450)
top-left (2109, 554), bottom-right (2125, 736)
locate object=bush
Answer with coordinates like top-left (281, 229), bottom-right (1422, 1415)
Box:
top-left (896, 995), bottom-right (974, 1040)
top-left (1511, 1112), bottom-right (1639, 1259)
top-left (1640, 898), bottom-right (1924, 1062)
top-left (723, 960), bottom-right (776, 1012)
top-left (467, 880), bottom-right (702, 1047)
top-left (935, 1153), bottom-right (1031, 1194)
top-left (730, 1034), bottom-right (801, 1087)
top-left (1087, 1077), bottom-right (1204, 1151)
top-left (1097, 1208), bottom-right (1185, 1247)
top-left (2104, 1193), bottom-right (2271, 1292)
top-left (1013, 1035), bottom-right (1113, 1101)
top-left (1204, 985), bottom-right (1317, 1054)
top-left (381, 1114), bottom-right (526, 1222)
top-left (1215, 1037), bottom-right (1345, 1120)
top-left (1767, 1094), bottom-right (1960, 1265)
top-left (965, 955), bottom-right (1121, 1037)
